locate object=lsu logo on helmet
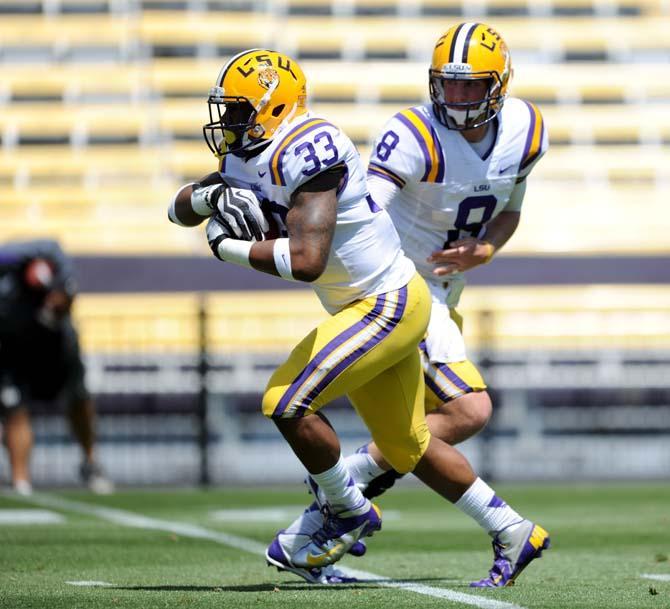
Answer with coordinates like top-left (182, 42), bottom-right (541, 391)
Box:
top-left (257, 67), bottom-right (279, 90)
top-left (430, 23), bottom-right (512, 130)
top-left (203, 49), bottom-right (308, 157)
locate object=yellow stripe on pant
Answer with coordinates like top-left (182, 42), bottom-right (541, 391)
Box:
top-left (262, 273), bottom-right (432, 474)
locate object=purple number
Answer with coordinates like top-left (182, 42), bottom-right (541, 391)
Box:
top-left (295, 141), bottom-right (321, 177)
top-left (376, 130), bottom-right (399, 162)
top-left (296, 130), bottom-right (340, 177)
top-left (445, 195), bottom-right (497, 246)
top-left (314, 131), bottom-right (339, 166)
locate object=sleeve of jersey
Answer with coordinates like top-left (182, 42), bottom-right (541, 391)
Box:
top-left (368, 110), bottom-right (445, 188)
top-left (517, 102), bottom-right (549, 180)
top-left (268, 120), bottom-right (349, 194)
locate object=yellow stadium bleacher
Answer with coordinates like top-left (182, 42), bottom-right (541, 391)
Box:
top-left (73, 285), bottom-right (670, 354)
top-left (0, 14), bottom-right (134, 50)
top-left (3, 13), bottom-right (670, 60)
top-left (0, 4), bottom-right (667, 261)
top-left (286, 0), bottom-right (669, 17)
top-left (2, 100), bottom-right (667, 150)
top-left (0, 178), bottom-right (664, 255)
top-left (4, 61), bottom-right (670, 105)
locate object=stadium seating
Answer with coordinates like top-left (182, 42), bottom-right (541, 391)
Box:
top-left (0, 2), bottom-right (667, 259)
top-left (74, 285), bottom-right (670, 353)
top-left (4, 61), bottom-right (669, 104)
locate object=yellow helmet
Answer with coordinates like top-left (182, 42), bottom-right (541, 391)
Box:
top-left (429, 23), bottom-right (512, 130)
top-left (203, 49), bottom-right (308, 156)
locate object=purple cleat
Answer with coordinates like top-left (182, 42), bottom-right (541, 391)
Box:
top-left (303, 501), bottom-right (382, 568)
top-left (471, 520), bottom-right (550, 588)
top-left (266, 533), bottom-right (359, 584)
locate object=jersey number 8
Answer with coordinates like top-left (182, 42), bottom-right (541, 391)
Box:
top-left (445, 195), bottom-right (497, 247)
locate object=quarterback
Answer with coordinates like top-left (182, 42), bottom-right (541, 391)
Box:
top-left (282, 23), bottom-right (550, 588)
top-left (349, 24), bottom-right (549, 510)
top-left (167, 48), bottom-right (548, 588)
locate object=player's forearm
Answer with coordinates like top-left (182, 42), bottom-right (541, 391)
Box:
top-left (482, 211), bottom-right (520, 255)
top-left (169, 183), bottom-right (205, 226)
top-left (249, 240), bottom-right (281, 277)
top-left (214, 237), bottom-right (315, 282)
top-left (167, 172), bottom-right (226, 227)
top-left (212, 192), bottom-right (334, 283)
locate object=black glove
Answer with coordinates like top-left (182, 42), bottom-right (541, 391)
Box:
top-left (193, 185), bottom-right (269, 241)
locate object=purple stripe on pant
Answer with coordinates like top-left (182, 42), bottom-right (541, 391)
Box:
top-left (272, 293), bottom-right (388, 417)
top-left (273, 286), bottom-right (408, 418)
top-left (294, 286), bottom-right (408, 417)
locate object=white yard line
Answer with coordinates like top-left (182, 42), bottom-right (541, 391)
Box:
top-left (66, 581), bottom-right (115, 587)
top-left (641, 574), bottom-right (670, 582)
top-left (17, 492), bottom-right (525, 609)
top-left (0, 509), bottom-right (65, 525)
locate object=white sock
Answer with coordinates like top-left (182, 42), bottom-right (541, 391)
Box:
top-left (343, 451), bottom-right (386, 488)
top-left (310, 455), bottom-right (368, 514)
top-left (455, 477), bottom-right (524, 536)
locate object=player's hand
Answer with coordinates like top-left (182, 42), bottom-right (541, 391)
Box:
top-left (194, 185), bottom-right (268, 241)
top-left (206, 214), bottom-right (236, 260)
top-left (427, 237), bottom-right (495, 276)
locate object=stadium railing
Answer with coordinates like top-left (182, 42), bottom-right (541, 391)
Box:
top-left (8, 285), bottom-right (668, 487)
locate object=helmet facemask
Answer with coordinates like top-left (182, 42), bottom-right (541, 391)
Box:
top-left (203, 89), bottom-right (265, 157)
top-left (430, 70), bottom-right (505, 131)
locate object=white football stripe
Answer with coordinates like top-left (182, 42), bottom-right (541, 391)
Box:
top-left (15, 492), bottom-right (525, 609)
top-left (0, 509), bottom-right (65, 525)
top-left (453, 22), bottom-right (477, 64)
top-left (66, 581), bottom-right (115, 587)
top-left (641, 573), bottom-right (670, 582)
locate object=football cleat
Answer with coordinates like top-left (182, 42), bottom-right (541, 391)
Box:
top-left (12, 479), bottom-right (33, 496)
top-left (302, 501), bottom-right (382, 568)
top-left (80, 461), bottom-right (115, 495)
top-left (272, 500), bottom-right (381, 569)
top-left (265, 533), bottom-right (359, 584)
top-left (303, 476), bottom-right (371, 557)
top-left (470, 520), bottom-right (550, 587)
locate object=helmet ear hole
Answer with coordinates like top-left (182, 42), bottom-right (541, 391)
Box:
top-left (272, 104), bottom-right (285, 117)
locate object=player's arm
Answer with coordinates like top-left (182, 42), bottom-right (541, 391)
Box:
top-left (207, 165), bottom-right (343, 282)
top-left (168, 172), bottom-right (226, 227)
top-left (429, 180), bottom-right (526, 276)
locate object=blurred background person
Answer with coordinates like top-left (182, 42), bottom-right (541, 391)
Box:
top-left (0, 239), bottom-right (113, 495)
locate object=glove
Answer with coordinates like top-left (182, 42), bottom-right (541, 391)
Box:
top-left (193, 185), bottom-right (269, 241)
top-left (206, 214), bottom-right (235, 260)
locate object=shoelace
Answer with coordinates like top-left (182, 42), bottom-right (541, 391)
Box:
top-left (312, 504), bottom-right (340, 547)
top-left (486, 539), bottom-right (511, 579)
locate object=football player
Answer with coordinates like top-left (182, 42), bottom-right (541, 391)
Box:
top-left (167, 48), bottom-right (548, 587)
top-left (280, 22), bottom-right (551, 588)
top-left (317, 22), bottom-right (549, 587)
top-left (0, 239), bottom-right (114, 496)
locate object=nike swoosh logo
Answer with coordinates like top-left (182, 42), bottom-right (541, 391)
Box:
top-left (499, 165), bottom-right (514, 174)
top-left (258, 171), bottom-right (267, 177)
top-left (305, 542), bottom-right (346, 566)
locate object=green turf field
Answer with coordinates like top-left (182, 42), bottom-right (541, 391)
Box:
top-left (1, 483), bottom-right (668, 609)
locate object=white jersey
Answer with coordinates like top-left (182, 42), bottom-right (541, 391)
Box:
top-left (219, 113), bottom-right (415, 314)
top-left (368, 98), bottom-right (548, 308)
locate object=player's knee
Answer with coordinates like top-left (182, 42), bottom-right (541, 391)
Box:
top-left (465, 390), bottom-right (492, 433)
top-left (431, 390), bottom-right (492, 442)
